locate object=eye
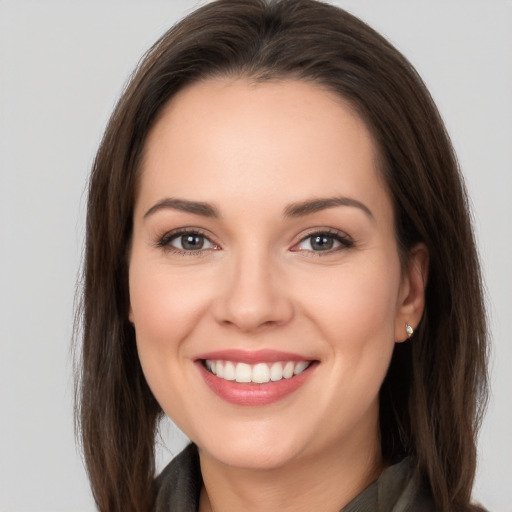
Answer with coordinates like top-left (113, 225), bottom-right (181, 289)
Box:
top-left (157, 230), bottom-right (219, 253)
top-left (292, 231), bottom-right (353, 253)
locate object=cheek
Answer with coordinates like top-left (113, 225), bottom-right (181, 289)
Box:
top-left (128, 255), bottom-right (213, 396)
top-left (129, 259), bottom-right (210, 343)
top-left (299, 257), bottom-right (401, 348)
top-left (296, 255), bottom-right (400, 410)
top-left (128, 261), bottom-right (216, 434)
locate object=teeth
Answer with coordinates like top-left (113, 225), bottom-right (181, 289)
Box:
top-left (252, 363), bottom-right (270, 383)
top-left (283, 361), bottom-right (294, 379)
top-left (270, 362), bottom-right (282, 381)
top-left (235, 362), bottom-right (252, 383)
top-left (293, 361), bottom-right (309, 375)
top-left (223, 361), bottom-right (236, 381)
top-left (205, 359), bottom-right (311, 383)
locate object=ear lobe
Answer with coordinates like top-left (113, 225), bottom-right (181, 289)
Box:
top-left (394, 243), bottom-right (429, 342)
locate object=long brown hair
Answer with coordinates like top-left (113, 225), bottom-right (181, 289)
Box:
top-left (75, 1), bottom-right (488, 511)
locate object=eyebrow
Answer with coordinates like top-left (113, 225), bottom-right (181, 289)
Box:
top-left (144, 198), bottom-right (219, 219)
top-left (143, 195), bottom-right (373, 220)
top-left (284, 196), bottom-right (374, 219)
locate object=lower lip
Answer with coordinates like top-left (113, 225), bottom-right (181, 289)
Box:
top-left (197, 361), bottom-right (316, 406)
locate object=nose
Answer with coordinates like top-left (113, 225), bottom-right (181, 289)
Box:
top-left (212, 249), bottom-right (294, 332)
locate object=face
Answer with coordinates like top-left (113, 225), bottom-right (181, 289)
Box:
top-left (129, 79), bottom-right (423, 471)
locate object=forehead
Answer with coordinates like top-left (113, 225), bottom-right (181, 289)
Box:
top-left (137, 78), bottom-right (390, 219)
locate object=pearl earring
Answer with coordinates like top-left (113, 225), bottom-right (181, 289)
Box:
top-left (405, 323), bottom-right (414, 338)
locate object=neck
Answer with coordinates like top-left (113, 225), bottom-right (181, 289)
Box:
top-left (198, 430), bottom-right (384, 512)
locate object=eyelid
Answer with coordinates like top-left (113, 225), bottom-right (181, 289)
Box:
top-left (155, 227), bottom-right (221, 254)
top-left (153, 226), bottom-right (352, 255)
top-left (290, 228), bottom-right (353, 253)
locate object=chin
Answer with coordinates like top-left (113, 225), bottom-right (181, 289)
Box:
top-left (203, 444), bottom-right (300, 471)
top-left (195, 425), bottom-right (308, 471)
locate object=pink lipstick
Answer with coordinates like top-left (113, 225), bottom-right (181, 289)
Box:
top-left (195, 350), bottom-right (317, 406)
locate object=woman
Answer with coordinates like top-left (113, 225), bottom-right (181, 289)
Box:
top-left (75, 1), bottom-right (488, 511)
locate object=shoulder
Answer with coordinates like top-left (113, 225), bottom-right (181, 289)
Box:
top-left (376, 459), bottom-right (490, 512)
top-left (385, 458), bottom-right (436, 512)
top-left (153, 443), bottom-right (202, 512)
top-left (342, 457), bottom-right (437, 512)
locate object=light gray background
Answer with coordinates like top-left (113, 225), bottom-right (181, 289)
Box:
top-left (1, 1), bottom-right (510, 511)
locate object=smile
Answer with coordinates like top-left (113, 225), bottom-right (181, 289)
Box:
top-left (196, 350), bottom-right (317, 406)
top-left (204, 360), bottom-right (311, 383)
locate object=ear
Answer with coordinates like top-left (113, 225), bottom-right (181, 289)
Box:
top-left (394, 243), bottom-right (429, 342)
top-left (128, 305), bottom-right (134, 324)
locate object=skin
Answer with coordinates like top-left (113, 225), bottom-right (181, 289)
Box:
top-left (128, 78), bottom-right (427, 512)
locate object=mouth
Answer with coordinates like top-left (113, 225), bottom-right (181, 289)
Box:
top-left (203, 359), bottom-right (311, 384)
top-left (195, 350), bottom-right (317, 406)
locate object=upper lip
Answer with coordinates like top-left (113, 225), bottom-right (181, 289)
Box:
top-left (194, 349), bottom-right (313, 364)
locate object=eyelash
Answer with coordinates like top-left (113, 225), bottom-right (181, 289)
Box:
top-left (155, 228), bottom-right (353, 256)
top-left (155, 228), bottom-right (219, 256)
top-left (290, 229), bottom-right (353, 255)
